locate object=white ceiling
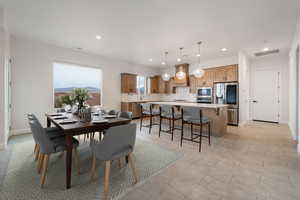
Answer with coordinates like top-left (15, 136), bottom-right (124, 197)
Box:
top-left (1, 0), bottom-right (300, 67)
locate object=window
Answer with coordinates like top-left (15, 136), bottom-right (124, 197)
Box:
top-left (53, 62), bottom-right (102, 108)
top-left (137, 76), bottom-right (146, 95)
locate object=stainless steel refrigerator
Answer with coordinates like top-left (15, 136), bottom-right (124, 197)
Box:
top-left (214, 82), bottom-right (239, 125)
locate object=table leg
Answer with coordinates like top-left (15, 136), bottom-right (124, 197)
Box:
top-left (66, 134), bottom-right (73, 189)
top-left (125, 155), bottom-right (129, 164)
top-left (47, 117), bottom-right (51, 128)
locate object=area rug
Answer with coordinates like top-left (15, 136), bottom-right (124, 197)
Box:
top-left (0, 135), bottom-right (181, 200)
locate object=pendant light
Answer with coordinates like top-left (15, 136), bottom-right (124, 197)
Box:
top-left (161, 51), bottom-right (171, 81)
top-left (175, 47), bottom-right (186, 80)
top-left (193, 41), bottom-right (205, 78)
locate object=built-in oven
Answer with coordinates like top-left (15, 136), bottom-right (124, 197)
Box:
top-left (197, 87), bottom-right (213, 104)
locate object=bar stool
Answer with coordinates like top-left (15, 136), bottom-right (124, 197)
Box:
top-left (180, 107), bottom-right (211, 152)
top-left (159, 105), bottom-right (181, 140)
top-left (140, 103), bottom-right (160, 134)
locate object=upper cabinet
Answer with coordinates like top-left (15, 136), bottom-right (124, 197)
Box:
top-left (190, 64), bottom-right (238, 93)
top-left (174, 63), bottom-right (189, 86)
top-left (213, 64), bottom-right (238, 82)
top-left (121, 73), bottom-right (137, 93)
top-left (165, 77), bottom-right (176, 94)
top-left (225, 64), bottom-right (238, 82)
top-left (151, 75), bottom-right (167, 93)
top-left (197, 69), bottom-right (214, 87)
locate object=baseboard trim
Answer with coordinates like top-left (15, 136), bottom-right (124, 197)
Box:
top-left (10, 128), bottom-right (30, 136)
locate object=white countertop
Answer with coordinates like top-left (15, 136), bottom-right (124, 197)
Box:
top-left (149, 101), bottom-right (228, 109)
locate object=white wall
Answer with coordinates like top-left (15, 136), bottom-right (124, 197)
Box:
top-left (10, 36), bottom-right (160, 135)
top-left (250, 54), bottom-right (289, 124)
top-left (0, 8), bottom-right (10, 150)
top-left (289, 15), bottom-right (300, 152)
top-left (238, 51), bottom-right (251, 125)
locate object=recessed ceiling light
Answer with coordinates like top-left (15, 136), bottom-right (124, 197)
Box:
top-left (96, 35), bottom-right (102, 40)
top-left (196, 54), bottom-right (201, 57)
top-left (161, 61), bottom-right (166, 65)
top-left (177, 58), bottom-right (181, 62)
top-left (148, 58), bottom-right (153, 62)
top-left (221, 48), bottom-right (227, 52)
top-left (263, 47), bottom-right (269, 51)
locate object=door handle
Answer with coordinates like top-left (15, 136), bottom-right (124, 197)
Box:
top-left (252, 100), bottom-right (257, 103)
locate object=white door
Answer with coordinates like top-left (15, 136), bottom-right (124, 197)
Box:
top-left (252, 68), bottom-right (279, 122)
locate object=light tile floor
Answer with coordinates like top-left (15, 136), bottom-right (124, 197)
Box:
top-left (122, 120), bottom-right (300, 200)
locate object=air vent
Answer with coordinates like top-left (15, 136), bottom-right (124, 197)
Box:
top-left (254, 49), bottom-right (280, 57)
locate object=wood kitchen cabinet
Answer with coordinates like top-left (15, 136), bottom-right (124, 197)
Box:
top-left (213, 65), bottom-right (238, 82)
top-left (189, 75), bottom-right (197, 93)
top-left (225, 64), bottom-right (238, 82)
top-left (121, 102), bottom-right (141, 118)
top-left (165, 77), bottom-right (176, 94)
top-left (121, 73), bottom-right (137, 93)
top-left (150, 75), bottom-right (167, 93)
top-left (197, 69), bottom-right (214, 87)
top-left (150, 76), bottom-right (159, 93)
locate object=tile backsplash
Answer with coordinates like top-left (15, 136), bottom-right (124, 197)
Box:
top-left (121, 87), bottom-right (197, 102)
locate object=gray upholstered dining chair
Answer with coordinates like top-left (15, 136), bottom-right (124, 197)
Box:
top-left (107, 109), bottom-right (119, 115)
top-left (181, 106), bottom-right (211, 152)
top-left (56, 108), bottom-right (66, 113)
top-left (118, 111), bottom-right (133, 119)
top-left (90, 123), bottom-right (138, 200)
top-left (27, 114), bottom-right (65, 160)
top-left (28, 119), bottom-right (80, 188)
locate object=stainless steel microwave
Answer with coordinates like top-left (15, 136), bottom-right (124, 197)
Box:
top-left (197, 87), bottom-right (213, 97)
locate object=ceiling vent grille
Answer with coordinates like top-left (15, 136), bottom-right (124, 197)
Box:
top-left (254, 49), bottom-right (280, 57)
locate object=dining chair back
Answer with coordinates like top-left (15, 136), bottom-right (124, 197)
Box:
top-left (28, 119), bottom-right (55, 154)
top-left (91, 123), bottom-right (136, 161)
top-left (90, 123), bottom-right (138, 200)
top-left (118, 111), bottom-right (133, 119)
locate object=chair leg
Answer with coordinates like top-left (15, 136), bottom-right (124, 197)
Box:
top-left (171, 119), bottom-right (174, 141)
top-left (199, 125), bottom-right (202, 152)
top-left (208, 122), bottom-right (211, 145)
top-left (158, 116), bottom-right (162, 137)
top-left (40, 154), bottom-right (50, 188)
top-left (149, 115), bottom-right (152, 134)
top-left (34, 143), bottom-right (38, 154)
top-left (37, 153), bottom-right (44, 174)
top-left (73, 148), bottom-right (80, 175)
top-left (35, 145), bottom-right (40, 161)
top-left (128, 153), bottom-right (138, 184)
top-left (180, 122), bottom-right (184, 147)
top-left (191, 123), bottom-right (193, 142)
top-left (103, 161), bottom-right (111, 200)
top-left (140, 114), bottom-right (143, 131)
top-left (91, 155), bottom-right (97, 181)
top-left (169, 118), bottom-right (172, 133)
top-left (118, 159), bottom-right (122, 169)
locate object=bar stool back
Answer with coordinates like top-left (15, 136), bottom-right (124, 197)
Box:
top-left (159, 105), bottom-right (181, 140)
top-left (140, 103), bottom-right (160, 134)
top-left (181, 106), bottom-right (211, 152)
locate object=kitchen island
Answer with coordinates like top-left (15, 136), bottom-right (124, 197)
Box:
top-left (150, 101), bottom-right (228, 137)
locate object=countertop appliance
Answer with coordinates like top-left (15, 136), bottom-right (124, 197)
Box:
top-left (214, 82), bottom-right (239, 125)
top-left (197, 87), bottom-right (213, 104)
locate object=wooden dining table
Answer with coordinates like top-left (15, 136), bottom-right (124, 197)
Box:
top-left (45, 113), bottom-right (131, 189)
